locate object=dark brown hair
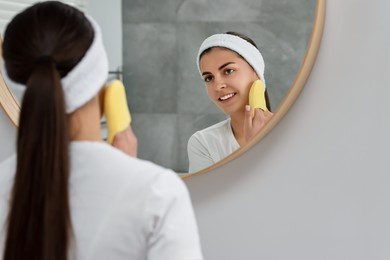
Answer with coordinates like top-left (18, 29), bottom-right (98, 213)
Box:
top-left (2, 2), bottom-right (93, 260)
top-left (201, 31), bottom-right (272, 111)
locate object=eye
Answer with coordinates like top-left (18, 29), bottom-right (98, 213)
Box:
top-left (203, 75), bottom-right (213, 82)
top-left (224, 68), bottom-right (234, 75)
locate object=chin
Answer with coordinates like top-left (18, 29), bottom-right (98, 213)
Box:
top-left (221, 108), bottom-right (236, 116)
top-left (216, 102), bottom-right (244, 116)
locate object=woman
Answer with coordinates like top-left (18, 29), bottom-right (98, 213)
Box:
top-left (0, 2), bottom-right (202, 260)
top-left (188, 32), bottom-right (273, 173)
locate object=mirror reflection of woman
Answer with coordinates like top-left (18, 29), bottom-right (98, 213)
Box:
top-left (0, 2), bottom-right (203, 260)
top-left (188, 32), bottom-right (273, 173)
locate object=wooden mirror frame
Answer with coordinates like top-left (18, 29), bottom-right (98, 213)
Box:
top-left (0, 0), bottom-right (326, 178)
top-left (181, 0), bottom-right (326, 178)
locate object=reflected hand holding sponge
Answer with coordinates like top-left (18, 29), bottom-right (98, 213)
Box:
top-left (104, 80), bottom-right (132, 144)
top-left (248, 79), bottom-right (267, 117)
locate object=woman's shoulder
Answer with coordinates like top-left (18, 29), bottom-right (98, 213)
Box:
top-left (190, 118), bottom-right (231, 138)
top-left (69, 140), bottom-right (180, 186)
top-left (187, 118), bottom-right (232, 159)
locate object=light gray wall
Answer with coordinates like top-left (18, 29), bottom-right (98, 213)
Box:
top-left (183, 0), bottom-right (390, 259)
top-left (122, 0), bottom-right (315, 172)
top-left (0, 0), bottom-right (389, 259)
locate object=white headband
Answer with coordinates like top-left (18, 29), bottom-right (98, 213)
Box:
top-left (196, 33), bottom-right (266, 87)
top-left (62, 16), bottom-right (108, 113)
top-left (1, 16), bottom-right (108, 114)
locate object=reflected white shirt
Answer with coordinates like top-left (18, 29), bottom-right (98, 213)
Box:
top-left (187, 118), bottom-right (240, 173)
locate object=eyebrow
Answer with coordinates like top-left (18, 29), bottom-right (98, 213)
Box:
top-left (201, 62), bottom-right (236, 76)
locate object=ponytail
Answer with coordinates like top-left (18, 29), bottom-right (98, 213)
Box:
top-left (4, 60), bottom-right (71, 260)
top-left (2, 3), bottom-right (95, 259)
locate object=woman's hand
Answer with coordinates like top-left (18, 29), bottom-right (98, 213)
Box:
top-left (112, 126), bottom-right (138, 157)
top-left (243, 105), bottom-right (272, 143)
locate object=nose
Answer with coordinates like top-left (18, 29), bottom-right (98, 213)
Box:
top-left (213, 77), bottom-right (227, 91)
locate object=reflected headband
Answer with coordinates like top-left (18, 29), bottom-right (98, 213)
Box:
top-left (196, 33), bottom-right (266, 87)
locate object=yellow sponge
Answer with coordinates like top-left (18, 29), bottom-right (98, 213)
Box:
top-left (248, 79), bottom-right (267, 116)
top-left (104, 80), bottom-right (131, 144)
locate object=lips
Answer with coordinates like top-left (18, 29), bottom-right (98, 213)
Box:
top-left (218, 92), bottom-right (236, 101)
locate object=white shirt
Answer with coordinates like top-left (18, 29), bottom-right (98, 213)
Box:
top-left (187, 118), bottom-right (240, 173)
top-left (0, 141), bottom-right (203, 260)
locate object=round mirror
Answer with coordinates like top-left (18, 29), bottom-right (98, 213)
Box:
top-left (0, 0), bottom-right (326, 177)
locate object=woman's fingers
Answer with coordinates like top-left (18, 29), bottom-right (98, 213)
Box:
top-left (245, 105), bottom-right (253, 128)
top-left (112, 126), bottom-right (138, 157)
top-left (244, 107), bottom-right (269, 143)
top-left (264, 109), bottom-right (273, 121)
top-left (253, 108), bottom-right (266, 128)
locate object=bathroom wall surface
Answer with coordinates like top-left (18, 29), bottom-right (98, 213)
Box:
top-left (184, 0), bottom-right (390, 259)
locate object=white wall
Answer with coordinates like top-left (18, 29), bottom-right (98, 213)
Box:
top-left (0, 0), bottom-right (389, 259)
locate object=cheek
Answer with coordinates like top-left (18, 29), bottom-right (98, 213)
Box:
top-left (241, 71), bottom-right (258, 92)
top-left (236, 81), bottom-right (253, 102)
top-left (206, 87), bottom-right (221, 105)
top-left (205, 87), bottom-right (214, 98)
top-left (232, 77), bottom-right (252, 94)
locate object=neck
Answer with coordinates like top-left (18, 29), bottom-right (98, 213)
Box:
top-left (230, 110), bottom-right (246, 146)
top-left (68, 96), bottom-right (103, 142)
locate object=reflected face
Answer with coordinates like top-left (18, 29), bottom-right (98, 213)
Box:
top-left (200, 47), bottom-right (258, 116)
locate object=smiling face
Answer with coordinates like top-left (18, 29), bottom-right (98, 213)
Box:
top-left (199, 47), bottom-right (259, 116)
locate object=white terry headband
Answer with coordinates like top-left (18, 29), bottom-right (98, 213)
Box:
top-left (196, 33), bottom-right (266, 87)
top-left (2, 15), bottom-right (108, 114)
top-left (62, 15), bottom-right (108, 113)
